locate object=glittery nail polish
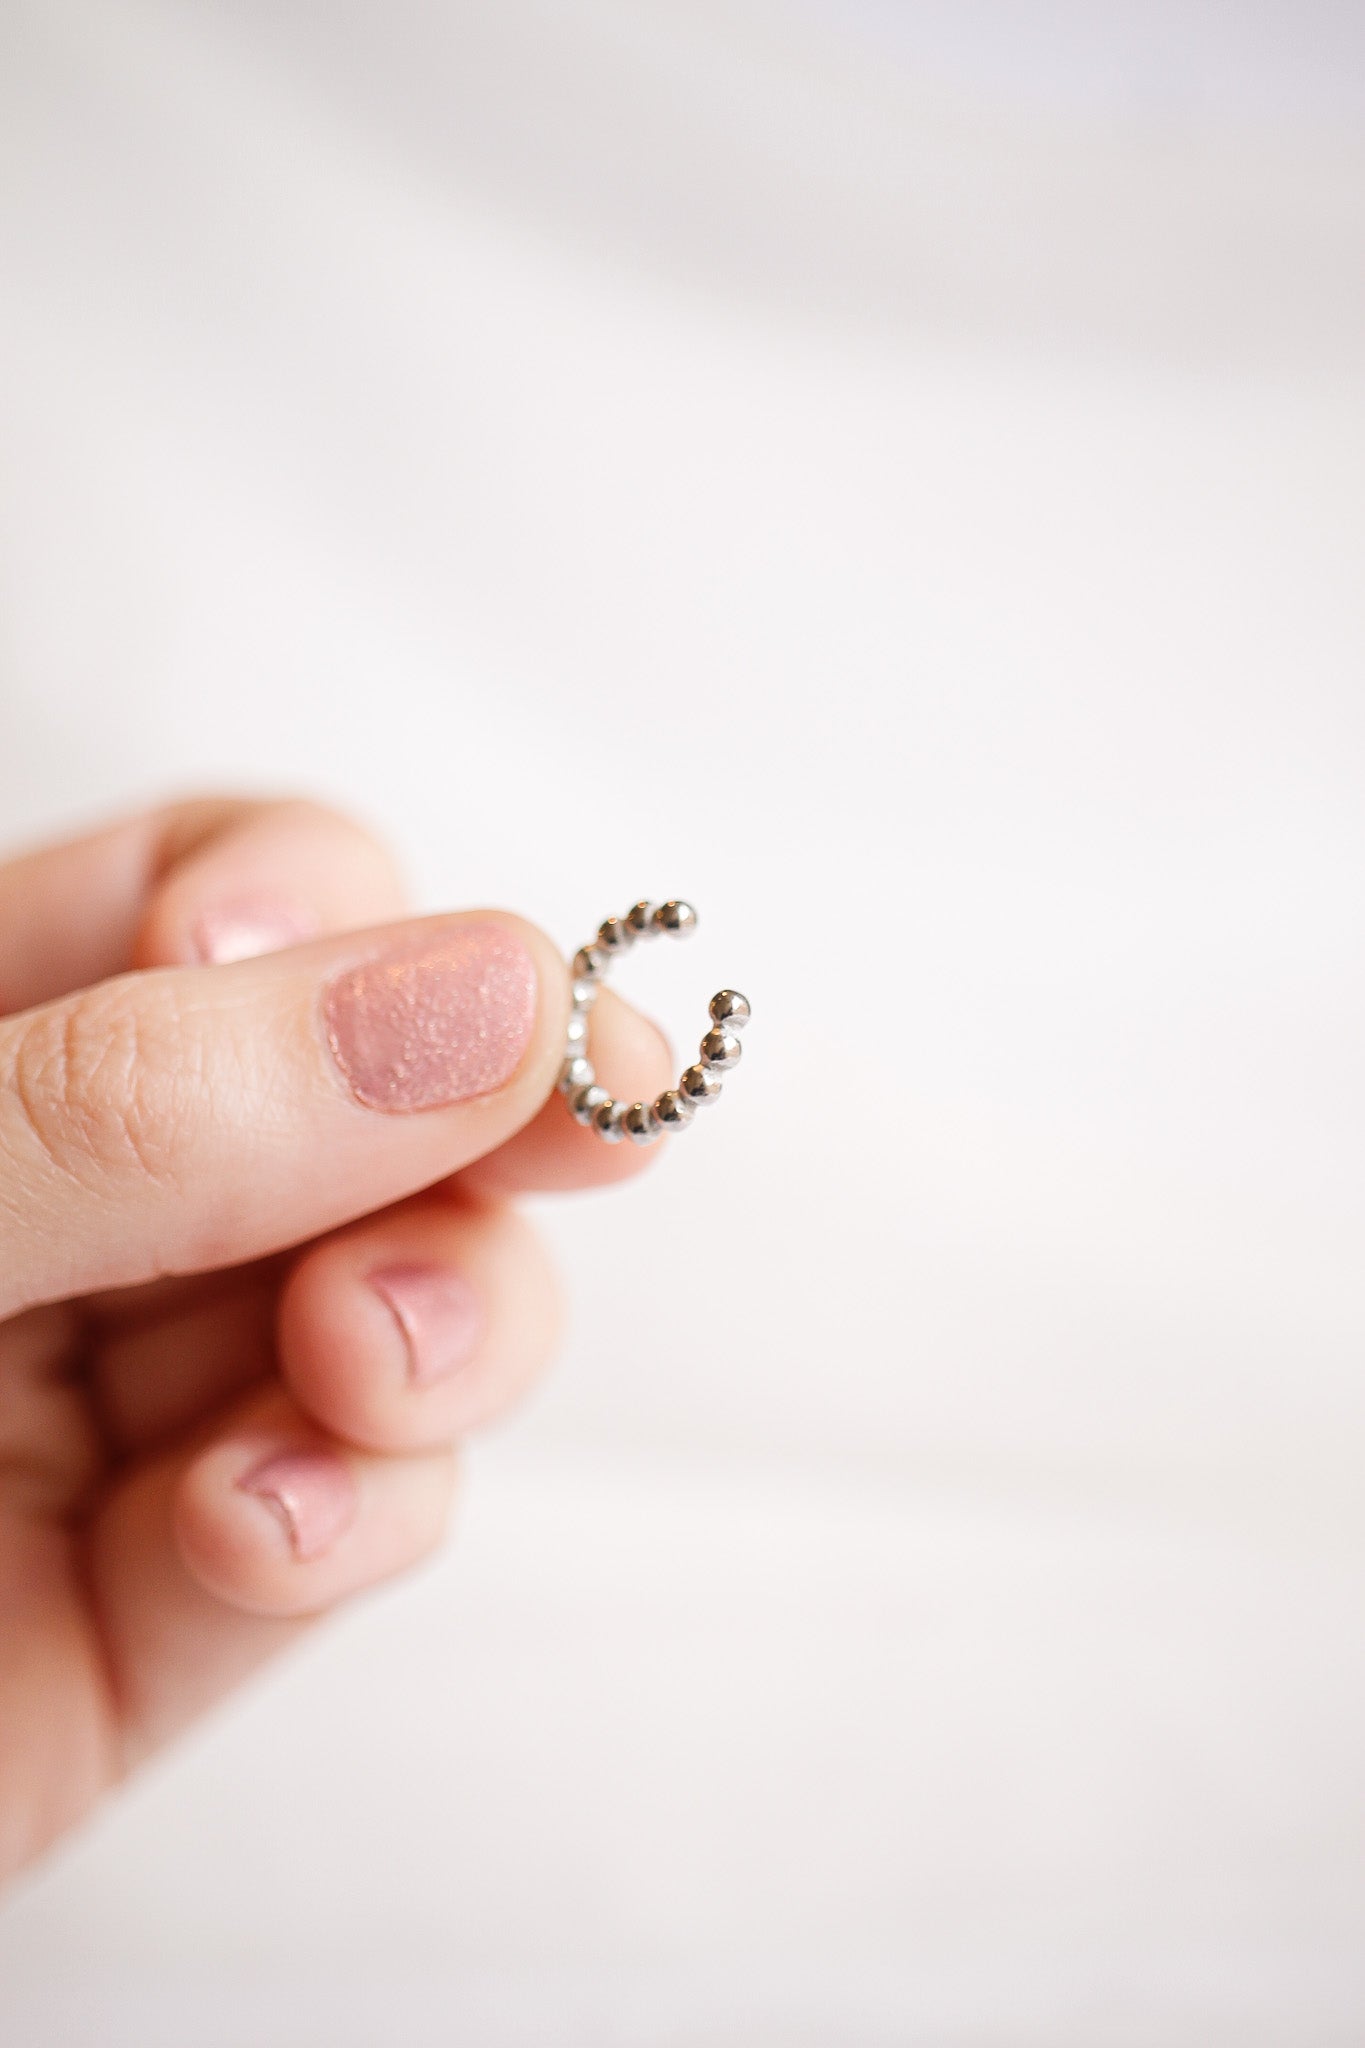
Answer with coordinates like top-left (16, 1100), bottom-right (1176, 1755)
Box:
top-left (324, 923), bottom-right (537, 1112)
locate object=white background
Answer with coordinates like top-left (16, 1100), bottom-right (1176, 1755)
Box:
top-left (1, 2), bottom-right (1364, 2041)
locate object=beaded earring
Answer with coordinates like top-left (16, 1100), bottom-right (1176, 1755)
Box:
top-left (558, 901), bottom-right (750, 1144)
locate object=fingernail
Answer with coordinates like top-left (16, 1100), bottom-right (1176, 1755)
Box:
top-left (368, 1263), bottom-right (484, 1385)
top-left (192, 895), bottom-right (318, 964)
top-left (237, 1448), bottom-right (357, 1559)
top-left (324, 922), bottom-right (537, 1112)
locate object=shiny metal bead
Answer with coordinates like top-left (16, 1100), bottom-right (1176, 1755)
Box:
top-left (653, 1088), bottom-right (695, 1131)
top-left (626, 899), bottom-right (659, 938)
top-left (569, 1082), bottom-right (611, 1125)
top-left (572, 977), bottom-right (599, 1011)
top-left (622, 1101), bottom-right (663, 1146)
top-left (652, 899), bottom-right (697, 939)
top-left (559, 1055), bottom-right (595, 1095)
top-left (680, 1063), bottom-right (723, 1108)
top-left (709, 989), bottom-right (751, 1032)
top-left (591, 1098), bottom-right (626, 1143)
top-left (597, 915), bottom-right (634, 952)
top-left (565, 1008), bottom-right (590, 1050)
top-left (573, 946), bottom-right (606, 982)
top-left (699, 1027), bottom-right (743, 1071)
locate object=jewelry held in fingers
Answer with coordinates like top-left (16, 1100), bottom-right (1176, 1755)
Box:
top-left (559, 901), bottom-right (750, 1144)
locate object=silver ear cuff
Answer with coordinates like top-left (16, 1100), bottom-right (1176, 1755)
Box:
top-left (559, 900), bottom-right (750, 1144)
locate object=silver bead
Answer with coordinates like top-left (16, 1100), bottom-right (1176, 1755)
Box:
top-left (653, 1088), bottom-right (695, 1131)
top-left (622, 1100), bottom-right (663, 1146)
top-left (570, 1083), bottom-right (611, 1125)
top-left (573, 945), bottom-right (606, 982)
top-left (571, 977), bottom-right (599, 1011)
top-left (709, 989), bottom-right (751, 1032)
top-left (591, 1098), bottom-right (626, 1143)
top-left (699, 1027), bottom-right (742, 1071)
top-left (626, 900), bottom-right (659, 938)
top-left (559, 1055), bottom-right (595, 1095)
top-left (565, 1008), bottom-right (590, 1050)
top-left (597, 915), bottom-right (634, 953)
top-left (680, 1063), bottom-right (723, 1108)
top-left (652, 899), bottom-right (697, 939)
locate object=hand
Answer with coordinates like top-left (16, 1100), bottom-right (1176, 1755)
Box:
top-left (0, 796), bottom-right (669, 1883)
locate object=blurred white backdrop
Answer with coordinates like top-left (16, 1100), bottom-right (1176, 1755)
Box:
top-left (1, 2), bottom-right (1364, 2042)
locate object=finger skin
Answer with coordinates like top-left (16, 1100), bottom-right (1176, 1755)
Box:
top-left (133, 796), bottom-right (407, 968)
top-left (279, 1195), bottom-right (562, 1453)
top-left (0, 1515), bottom-right (118, 1874)
top-left (0, 911), bottom-right (570, 1317)
top-left (0, 795), bottom-right (406, 1013)
top-left (456, 988), bottom-right (675, 1196)
top-left (173, 1394), bottom-right (456, 1620)
top-left (86, 1385), bottom-right (457, 1768)
top-left (91, 1276), bottom-right (279, 1455)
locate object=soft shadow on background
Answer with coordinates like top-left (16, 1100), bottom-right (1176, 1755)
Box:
top-left (1, 3), bottom-right (1364, 2043)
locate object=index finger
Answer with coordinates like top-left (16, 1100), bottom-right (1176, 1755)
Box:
top-left (0, 794), bottom-right (406, 1013)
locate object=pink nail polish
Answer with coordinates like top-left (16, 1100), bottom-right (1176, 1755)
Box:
top-left (192, 896), bottom-right (318, 964)
top-left (323, 923), bottom-right (537, 1112)
top-left (368, 1263), bottom-right (484, 1385)
top-left (238, 1448), bottom-right (357, 1559)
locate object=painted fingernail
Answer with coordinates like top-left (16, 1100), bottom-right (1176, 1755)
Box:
top-left (192, 895), bottom-right (319, 964)
top-left (368, 1263), bottom-right (484, 1385)
top-left (324, 922), bottom-right (537, 1112)
top-left (237, 1448), bottom-right (357, 1559)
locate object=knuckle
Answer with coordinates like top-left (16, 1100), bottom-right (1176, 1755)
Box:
top-left (264, 794), bottom-right (350, 834)
top-left (273, 793), bottom-right (390, 851)
top-left (287, 796), bottom-right (404, 888)
top-left (5, 980), bottom-right (190, 1193)
top-left (172, 791), bottom-right (392, 861)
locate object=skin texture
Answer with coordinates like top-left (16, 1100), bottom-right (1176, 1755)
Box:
top-left (0, 797), bottom-right (672, 1882)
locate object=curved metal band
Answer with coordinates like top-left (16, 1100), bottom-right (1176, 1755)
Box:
top-left (558, 900), bottom-right (750, 1144)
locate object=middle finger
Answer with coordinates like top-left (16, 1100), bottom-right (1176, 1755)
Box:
top-left (91, 1194), bottom-right (561, 1460)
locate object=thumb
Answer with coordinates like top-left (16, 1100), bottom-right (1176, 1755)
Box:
top-left (0, 912), bottom-right (568, 1315)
